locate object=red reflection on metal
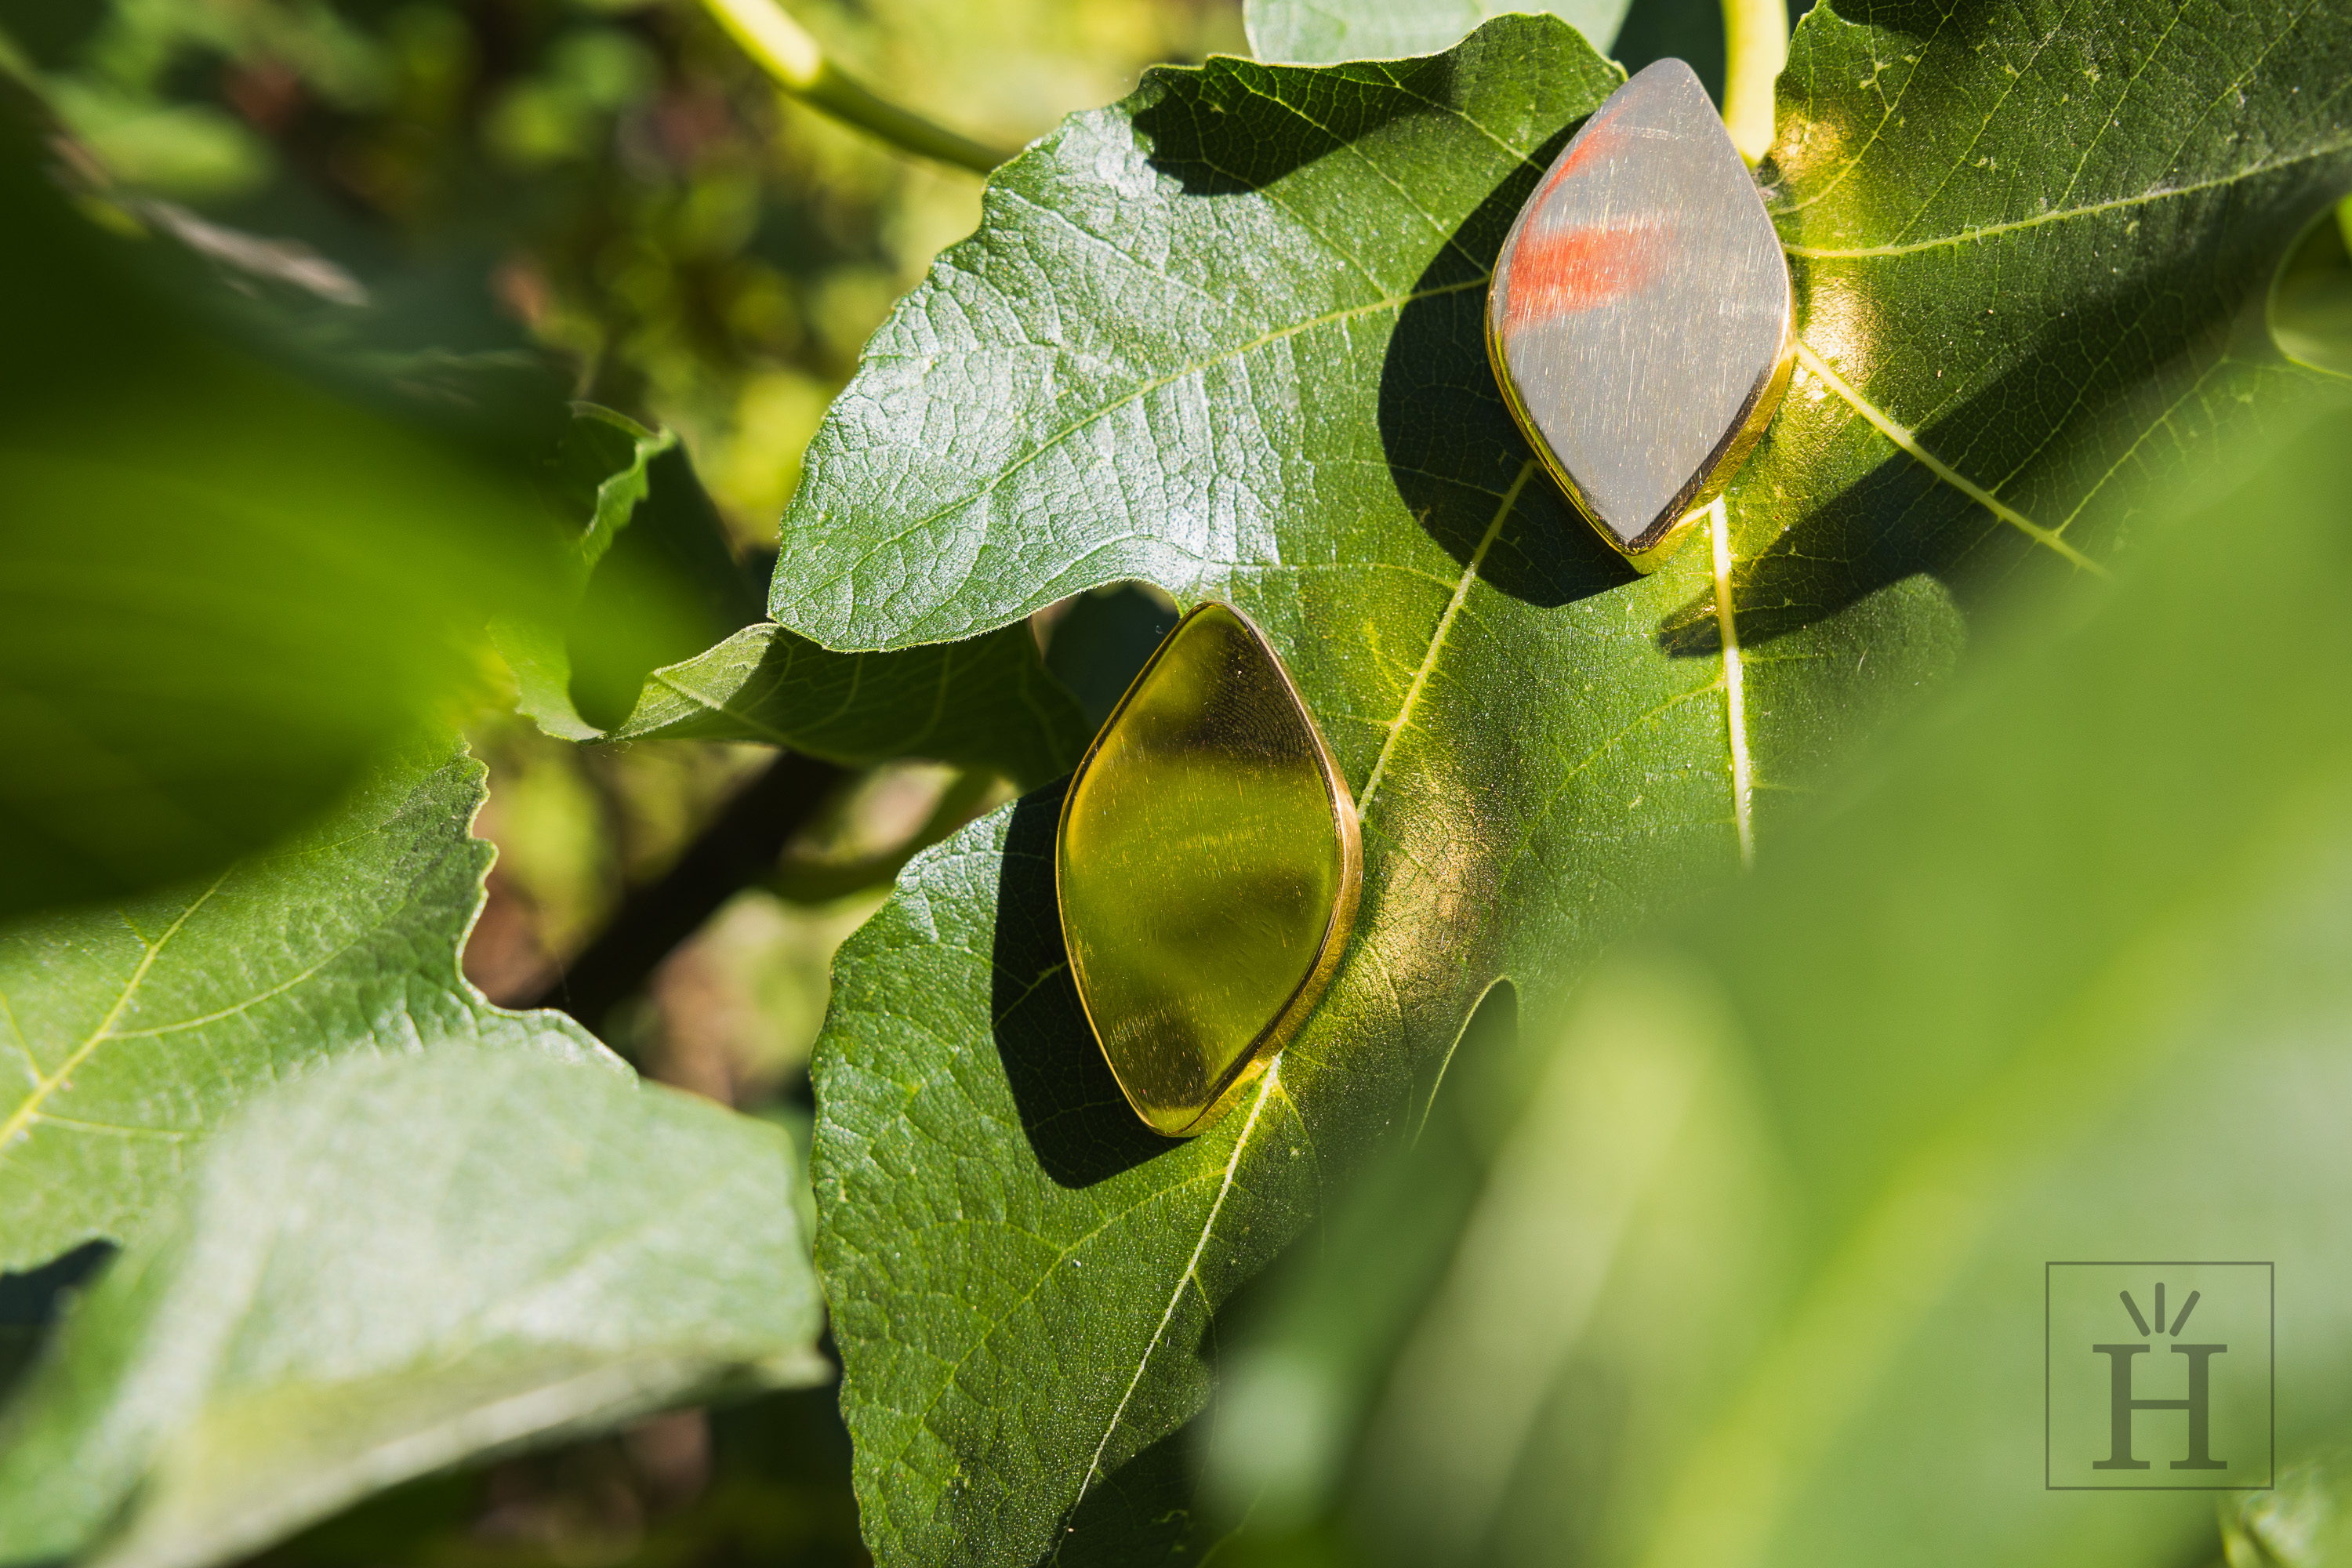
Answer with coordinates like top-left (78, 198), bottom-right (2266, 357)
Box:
top-left (1535, 107), bottom-right (1628, 200)
top-left (1504, 216), bottom-right (1671, 325)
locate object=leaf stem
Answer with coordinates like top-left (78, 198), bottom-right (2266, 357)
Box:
top-left (699, 0), bottom-right (1013, 174)
top-left (1719, 0), bottom-right (1788, 164)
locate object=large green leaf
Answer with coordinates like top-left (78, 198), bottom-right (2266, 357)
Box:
top-left (772, 7), bottom-right (2347, 1563)
top-left (1713, 0), bottom-right (2350, 642)
top-left (1244, 0), bottom-right (1634, 63)
top-left (0, 1046), bottom-right (825, 1568)
top-left (1210, 402), bottom-right (2352, 1568)
top-left (0, 744), bottom-right (619, 1276)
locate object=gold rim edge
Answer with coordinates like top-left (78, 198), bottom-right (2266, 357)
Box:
top-left (1053, 600), bottom-right (1363, 1140)
top-left (1483, 169), bottom-right (1798, 575)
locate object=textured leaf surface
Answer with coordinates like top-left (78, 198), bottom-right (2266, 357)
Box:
top-left (1244, 0), bottom-right (1632, 64)
top-left (1718, 0), bottom-right (2352, 639)
top-left (0, 1047), bottom-right (824, 1568)
top-left (607, 622), bottom-right (1090, 793)
top-left (0, 746), bottom-right (618, 1275)
top-left (1215, 404), bottom-right (2352, 1568)
top-left (775, 7), bottom-right (2347, 1563)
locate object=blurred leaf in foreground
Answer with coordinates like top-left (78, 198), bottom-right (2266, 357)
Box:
top-left (0, 1047), bottom-right (824, 1568)
top-left (0, 745), bottom-right (617, 1275)
top-left (1211, 401), bottom-right (2352, 1568)
top-left (0, 112), bottom-right (569, 921)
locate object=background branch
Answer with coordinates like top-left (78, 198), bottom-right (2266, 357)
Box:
top-left (527, 749), bottom-right (848, 1037)
top-left (700, 0), bottom-right (1014, 174)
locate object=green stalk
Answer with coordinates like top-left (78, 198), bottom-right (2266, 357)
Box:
top-left (1719, 0), bottom-right (1789, 165)
top-left (699, 0), bottom-right (1013, 175)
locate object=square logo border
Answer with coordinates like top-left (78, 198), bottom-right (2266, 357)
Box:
top-left (2045, 1260), bottom-right (2274, 1491)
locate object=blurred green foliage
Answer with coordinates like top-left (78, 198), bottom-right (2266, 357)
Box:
top-left (0, 0), bottom-right (1242, 543)
top-left (1209, 401), bottom-right (2352, 1567)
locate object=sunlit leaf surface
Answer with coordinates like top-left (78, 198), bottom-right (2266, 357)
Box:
top-left (771, 2), bottom-right (2350, 1560)
top-left (0, 746), bottom-right (618, 1275)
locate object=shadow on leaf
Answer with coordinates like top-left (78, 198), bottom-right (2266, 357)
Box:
top-left (1034, 1416), bottom-right (1207, 1567)
top-left (1132, 53), bottom-right (1456, 198)
top-left (1660, 139), bottom-right (2337, 656)
top-left (1377, 123), bottom-right (1644, 610)
top-left (990, 783), bottom-right (1167, 1189)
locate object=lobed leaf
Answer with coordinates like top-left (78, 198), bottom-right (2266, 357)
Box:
top-left (0, 744), bottom-right (619, 1276)
top-left (771, 2), bottom-right (2351, 1562)
top-left (0, 1047), bottom-right (824, 1568)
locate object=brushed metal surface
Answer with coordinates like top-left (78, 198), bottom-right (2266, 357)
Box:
top-left (1055, 603), bottom-right (1360, 1138)
top-left (1488, 58), bottom-right (1793, 570)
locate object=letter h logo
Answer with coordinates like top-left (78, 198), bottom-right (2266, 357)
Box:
top-left (2048, 1261), bottom-right (2271, 1490)
top-left (2090, 1281), bottom-right (2226, 1470)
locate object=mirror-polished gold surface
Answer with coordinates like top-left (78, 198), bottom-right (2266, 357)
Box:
top-left (1055, 602), bottom-right (1361, 1138)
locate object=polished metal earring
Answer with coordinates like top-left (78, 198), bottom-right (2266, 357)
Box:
top-left (1488, 59), bottom-right (1795, 572)
top-left (1054, 603), bottom-right (1361, 1138)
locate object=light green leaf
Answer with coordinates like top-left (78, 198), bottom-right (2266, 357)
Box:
top-left (1244, 0), bottom-right (1635, 64)
top-left (2225, 1449), bottom-right (2352, 1568)
top-left (0, 744), bottom-right (619, 1276)
top-left (772, 5), bottom-right (2345, 1562)
top-left (1216, 404), bottom-right (2352, 1568)
top-left (0, 1047), bottom-right (824, 1568)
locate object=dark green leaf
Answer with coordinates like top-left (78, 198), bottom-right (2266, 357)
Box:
top-left (762, 4), bottom-right (2344, 1560)
top-left (496, 410), bottom-right (1088, 787)
top-left (494, 408), bottom-right (769, 739)
top-left (603, 622), bottom-right (1090, 793)
top-left (1042, 584), bottom-right (1180, 730)
top-left (0, 1047), bottom-right (824, 1568)
top-left (0, 744), bottom-right (619, 1276)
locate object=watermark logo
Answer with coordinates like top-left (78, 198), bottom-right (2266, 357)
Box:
top-left (2047, 1261), bottom-right (2273, 1490)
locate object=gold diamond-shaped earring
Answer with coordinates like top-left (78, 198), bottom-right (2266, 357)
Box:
top-left (1054, 603), bottom-right (1361, 1138)
top-left (1488, 59), bottom-right (1795, 572)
